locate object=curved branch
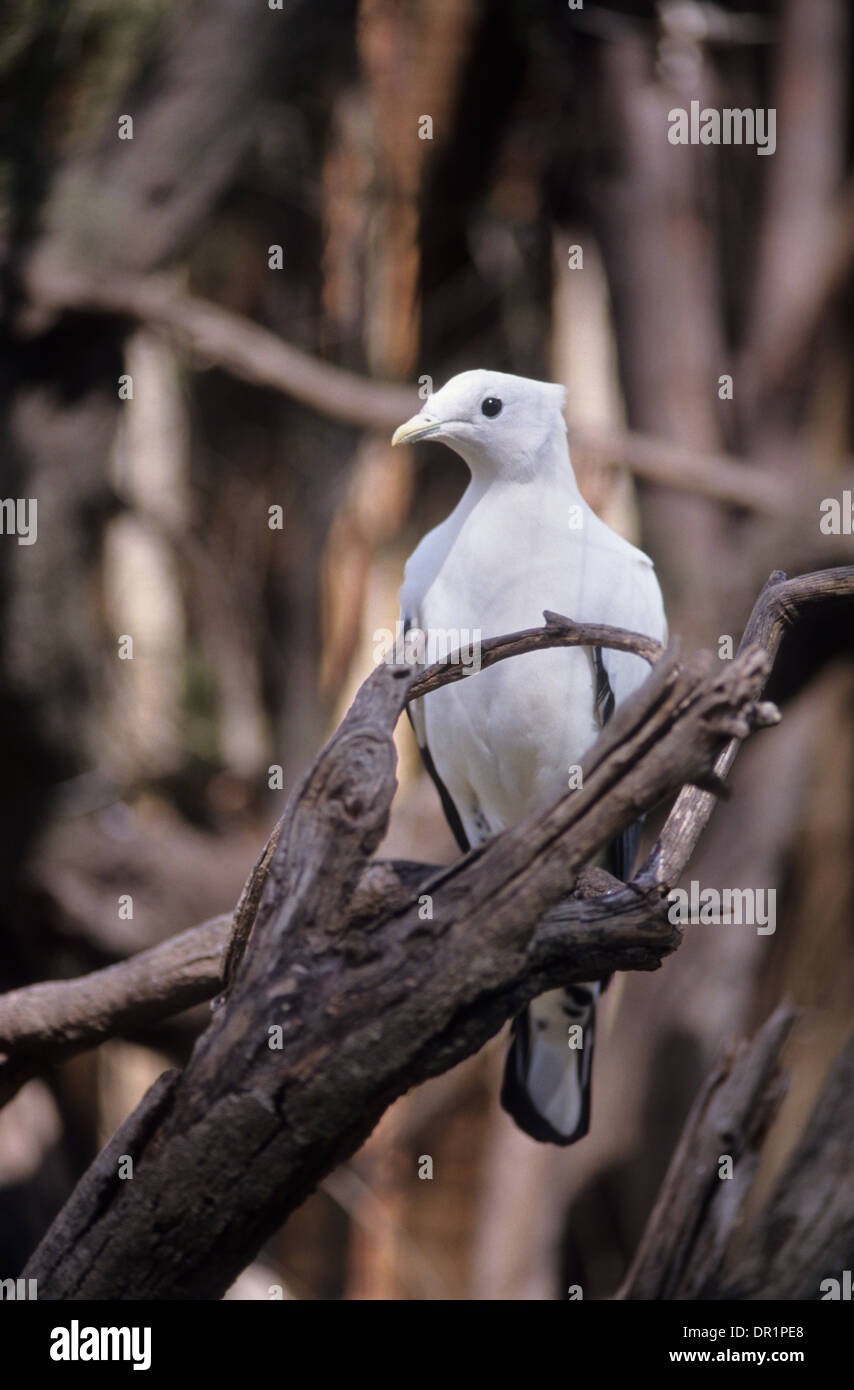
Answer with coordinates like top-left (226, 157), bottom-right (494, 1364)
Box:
top-left (407, 610), bottom-right (662, 702)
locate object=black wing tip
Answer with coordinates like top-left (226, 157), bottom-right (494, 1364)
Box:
top-left (405, 710), bottom-right (471, 854)
top-left (608, 818), bottom-right (643, 882)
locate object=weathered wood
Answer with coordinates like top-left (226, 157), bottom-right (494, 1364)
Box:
top-left (617, 1004), bottom-right (796, 1301)
top-left (0, 860), bottom-right (662, 1107)
top-left (22, 639), bottom-right (770, 1298)
top-left (0, 914), bottom-right (229, 1106)
top-left (17, 567), bottom-right (854, 1299)
top-left (620, 1003), bottom-right (854, 1302)
top-left (721, 1020), bottom-right (854, 1300)
top-left (23, 1069), bottom-right (180, 1295)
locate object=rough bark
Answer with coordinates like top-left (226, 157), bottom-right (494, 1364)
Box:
top-left (20, 650), bottom-right (772, 1297)
top-left (17, 566), bottom-right (852, 1300)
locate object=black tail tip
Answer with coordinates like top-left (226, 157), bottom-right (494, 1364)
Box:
top-left (499, 1033), bottom-right (592, 1147)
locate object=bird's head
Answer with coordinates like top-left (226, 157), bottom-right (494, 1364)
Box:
top-left (391, 369), bottom-right (568, 482)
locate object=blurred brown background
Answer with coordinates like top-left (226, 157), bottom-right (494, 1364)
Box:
top-left (1, 0), bottom-right (853, 1299)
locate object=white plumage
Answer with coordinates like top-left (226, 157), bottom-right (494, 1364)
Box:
top-left (393, 369), bottom-right (667, 1143)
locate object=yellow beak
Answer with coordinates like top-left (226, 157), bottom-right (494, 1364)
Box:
top-left (391, 414), bottom-right (441, 447)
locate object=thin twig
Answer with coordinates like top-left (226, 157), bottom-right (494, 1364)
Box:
top-left (408, 610), bottom-right (663, 701)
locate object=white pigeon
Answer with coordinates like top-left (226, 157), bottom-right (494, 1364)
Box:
top-left (392, 369), bottom-right (667, 1145)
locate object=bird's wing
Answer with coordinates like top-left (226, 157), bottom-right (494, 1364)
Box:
top-left (591, 537), bottom-right (668, 713)
top-left (401, 606), bottom-right (471, 854)
top-left (585, 529), bottom-right (666, 882)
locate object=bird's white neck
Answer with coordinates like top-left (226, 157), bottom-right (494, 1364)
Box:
top-left (459, 414), bottom-right (582, 494)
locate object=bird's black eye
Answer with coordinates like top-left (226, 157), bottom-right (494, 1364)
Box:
top-left (481, 397), bottom-right (502, 417)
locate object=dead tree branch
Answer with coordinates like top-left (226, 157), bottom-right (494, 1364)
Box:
top-left (0, 863), bottom-right (635, 1106)
top-left (21, 657), bottom-right (770, 1295)
top-left (721, 1016), bottom-right (854, 1300)
top-left (0, 915), bottom-right (230, 1107)
top-left (12, 566), bottom-right (853, 1298)
top-left (2, 572), bottom-right (849, 1105)
top-left (619, 999), bottom-right (854, 1301)
top-left (618, 1002), bottom-right (797, 1300)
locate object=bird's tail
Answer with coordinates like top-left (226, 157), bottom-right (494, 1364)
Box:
top-left (500, 822), bottom-right (642, 1145)
top-left (500, 982), bottom-right (599, 1145)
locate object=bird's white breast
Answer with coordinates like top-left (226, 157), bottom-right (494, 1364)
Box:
top-left (406, 480), bottom-right (663, 843)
